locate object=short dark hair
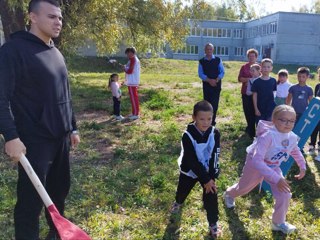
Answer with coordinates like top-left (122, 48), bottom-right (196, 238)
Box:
top-left (125, 47), bottom-right (136, 54)
top-left (193, 100), bottom-right (213, 116)
top-left (297, 67), bottom-right (310, 76)
top-left (28, 0), bottom-right (60, 13)
top-left (278, 69), bottom-right (289, 77)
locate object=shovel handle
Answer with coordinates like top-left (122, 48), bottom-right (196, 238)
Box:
top-left (19, 155), bottom-right (53, 207)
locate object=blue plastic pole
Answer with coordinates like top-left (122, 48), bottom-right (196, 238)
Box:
top-left (262, 97), bottom-right (320, 193)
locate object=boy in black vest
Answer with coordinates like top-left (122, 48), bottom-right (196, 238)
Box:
top-left (171, 100), bottom-right (221, 238)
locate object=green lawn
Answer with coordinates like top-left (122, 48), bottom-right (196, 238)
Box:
top-left (0, 57), bottom-right (319, 239)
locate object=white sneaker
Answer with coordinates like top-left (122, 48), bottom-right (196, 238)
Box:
top-left (128, 115), bottom-right (139, 120)
top-left (271, 222), bottom-right (296, 234)
top-left (115, 115), bottom-right (125, 121)
top-left (307, 146), bottom-right (316, 155)
top-left (223, 192), bottom-right (235, 209)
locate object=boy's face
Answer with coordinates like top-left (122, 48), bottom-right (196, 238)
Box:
top-left (250, 68), bottom-right (260, 78)
top-left (192, 111), bottom-right (213, 132)
top-left (278, 75), bottom-right (288, 83)
top-left (297, 73), bottom-right (308, 85)
top-left (261, 62), bottom-right (273, 76)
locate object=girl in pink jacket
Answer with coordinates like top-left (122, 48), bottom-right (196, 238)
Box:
top-left (224, 105), bottom-right (306, 235)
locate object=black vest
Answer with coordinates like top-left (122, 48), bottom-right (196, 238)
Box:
top-left (199, 57), bottom-right (221, 79)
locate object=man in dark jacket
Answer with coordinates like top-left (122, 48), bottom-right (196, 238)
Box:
top-left (198, 43), bottom-right (225, 126)
top-left (0, 0), bottom-right (80, 239)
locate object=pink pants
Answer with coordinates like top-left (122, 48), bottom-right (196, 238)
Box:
top-left (226, 156), bottom-right (292, 224)
top-left (128, 86), bottom-right (139, 115)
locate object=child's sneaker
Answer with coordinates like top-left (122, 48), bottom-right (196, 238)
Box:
top-left (128, 115), bottom-right (139, 120)
top-left (223, 192), bottom-right (235, 209)
top-left (115, 115), bottom-right (125, 121)
top-left (209, 222), bottom-right (222, 238)
top-left (271, 222), bottom-right (296, 234)
top-left (307, 145), bottom-right (316, 155)
top-left (170, 202), bottom-right (182, 214)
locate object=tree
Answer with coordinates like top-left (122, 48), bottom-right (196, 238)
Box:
top-left (313, 0), bottom-right (320, 13)
top-left (1, 0), bottom-right (258, 54)
top-left (1, 0), bottom-right (189, 55)
top-left (0, 0), bottom-right (26, 41)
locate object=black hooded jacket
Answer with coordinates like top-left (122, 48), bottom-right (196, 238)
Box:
top-left (0, 31), bottom-right (77, 141)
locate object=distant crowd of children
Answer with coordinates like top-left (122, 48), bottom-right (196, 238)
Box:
top-left (106, 46), bottom-right (319, 238)
top-left (169, 51), bottom-right (320, 238)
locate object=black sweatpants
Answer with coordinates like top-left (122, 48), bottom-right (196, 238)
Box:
top-left (113, 96), bottom-right (121, 116)
top-left (14, 135), bottom-right (71, 240)
top-left (203, 82), bottom-right (221, 126)
top-left (310, 122), bottom-right (320, 147)
top-left (242, 94), bottom-right (256, 138)
top-left (175, 173), bottom-right (219, 225)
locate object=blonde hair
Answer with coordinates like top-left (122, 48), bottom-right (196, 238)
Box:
top-left (250, 63), bottom-right (261, 71)
top-left (246, 48), bottom-right (258, 58)
top-left (272, 105), bottom-right (296, 120)
top-left (261, 58), bottom-right (273, 65)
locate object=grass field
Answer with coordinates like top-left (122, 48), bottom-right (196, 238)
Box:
top-left (0, 57), bottom-right (320, 239)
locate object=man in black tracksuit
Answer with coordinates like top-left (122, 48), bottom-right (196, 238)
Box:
top-left (0, 1), bottom-right (80, 239)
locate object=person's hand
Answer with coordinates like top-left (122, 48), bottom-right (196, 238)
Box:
top-left (277, 178), bottom-right (291, 193)
top-left (295, 169), bottom-right (306, 180)
top-left (207, 78), bottom-right (217, 87)
top-left (70, 133), bottom-right (80, 149)
top-left (5, 138), bottom-right (26, 163)
top-left (204, 179), bottom-right (217, 194)
top-left (255, 109), bottom-right (261, 116)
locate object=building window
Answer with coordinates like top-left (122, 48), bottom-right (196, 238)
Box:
top-left (176, 45), bottom-right (199, 54)
top-left (233, 29), bottom-right (243, 38)
top-left (235, 47), bottom-right (244, 56)
top-left (270, 22), bottom-right (277, 34)
top-left (214, 46), bottom-right (229, 56)
top-left (190, 27), bottom-right (201, 36)
top-left (201, 28), bottom-right (231, 38)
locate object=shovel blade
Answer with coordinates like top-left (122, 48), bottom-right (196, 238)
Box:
top-left (48, 204), bottom-right (91, 240)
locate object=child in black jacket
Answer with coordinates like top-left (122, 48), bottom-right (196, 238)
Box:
top-left (171, 100), bottom-right (221, 238)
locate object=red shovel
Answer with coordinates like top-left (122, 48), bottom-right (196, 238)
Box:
top-left (19, 154), bottom-right (92, 240)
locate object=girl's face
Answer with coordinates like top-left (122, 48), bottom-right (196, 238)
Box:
top-left (250, 68), bottom-right (260, 78)
top-left (278, 75), bottom-right (288, 84)
top-left (273, 111), bottom-right (296, 133)
top-left (112, 75), bottom-right (119, 82)
top-left (192, 111), bottom-right (213, 132)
